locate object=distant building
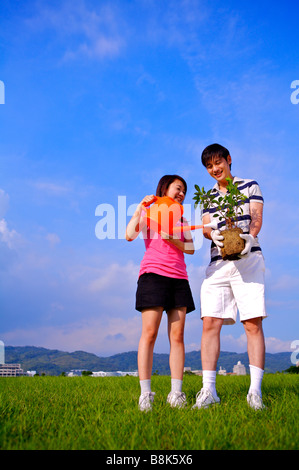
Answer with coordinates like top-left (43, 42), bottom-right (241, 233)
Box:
top-left (0, 340), bottom-right (4, 364)
top-left (90, 371), bottom-right (108, 377)
top-left (0, 364), bottom-right (24, 377)
top-left (192, 370), bottom-right (202, 375)
top-left (183, 366), bottom-right (202, 375)
top-left (67, 369), bottom-right (84, 377)
top-left (92, 371), bottom-right (121, 377)
top-left (233, 361), bottom-right (246, 375)
top-left (92, 371), bottom-right (138, 377)
top-left (218, 366), bottom-right (227, 376)
top-left (0, 342), bottom-right (24, 377)
top-left (67, 369), bottom-right (138, 377)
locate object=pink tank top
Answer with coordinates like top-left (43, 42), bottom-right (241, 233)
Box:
top-left (139, 223), bottom-right (188, 280)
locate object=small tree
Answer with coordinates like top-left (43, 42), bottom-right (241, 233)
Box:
top-left (193, 178), bottom-right (248, 259)
top-left (193, 177), bottom-right (247, 229)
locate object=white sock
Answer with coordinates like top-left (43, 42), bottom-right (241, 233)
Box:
top-left (202, 370), bottom-right (217, 397)
top-left (140, 379), bottom-right (151, 394)
top-left (249, 365), bottom-right (264, 397)
top-left (171, 378), bottom-right (183, 393)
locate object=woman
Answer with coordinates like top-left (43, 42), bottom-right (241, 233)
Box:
top-left (126, 175), bottom-right (195, 411)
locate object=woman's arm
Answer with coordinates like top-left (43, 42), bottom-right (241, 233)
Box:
top-left (160, 220), bottom-right (195, 255)
top-left (161, 232), bottom-right (195, 254)
top-left (125, 195), bottom-right (155, 241)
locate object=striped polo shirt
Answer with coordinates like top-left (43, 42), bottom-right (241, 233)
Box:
top-left (202, 177), bottom-right (264, 263)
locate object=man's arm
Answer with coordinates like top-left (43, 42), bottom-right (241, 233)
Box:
top-left (249, 202), bottom-right (263, 238)
top-left (202, 213), bottom-right (213, 240)
top-left (239, 201), bottom-right (263, 255)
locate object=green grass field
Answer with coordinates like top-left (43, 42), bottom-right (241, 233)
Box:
top-left (0, 374), bottom-right (298, 450)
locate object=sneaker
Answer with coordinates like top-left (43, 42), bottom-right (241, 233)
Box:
top-left (166, 391), bottom-right (187, 408)
top-left (247, 392), bottom-right (266, 410)
top-left (191, 388), bottom-right (220, 410)
top-left (138, 392), bottom-right (155, 412)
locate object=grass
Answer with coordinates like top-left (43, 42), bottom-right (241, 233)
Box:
top-left (0, 374), bottom-right (298, 450)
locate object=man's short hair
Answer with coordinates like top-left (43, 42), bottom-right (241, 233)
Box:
top-left (201, 143), bottom-right (231, 169)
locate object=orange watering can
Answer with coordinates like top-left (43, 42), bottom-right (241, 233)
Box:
top-left (142, 196), bottom-right (217, 235)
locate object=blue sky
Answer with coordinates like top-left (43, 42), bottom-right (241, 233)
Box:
top-left (0, 0), bottom-right (298, 358)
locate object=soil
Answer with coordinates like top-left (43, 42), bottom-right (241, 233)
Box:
top-left (221, 227), bottom-right (245, 260)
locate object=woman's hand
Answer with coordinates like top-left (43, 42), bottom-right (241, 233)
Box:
top-left (140, 195), bottom-right (156, 207)
top-left (160, 230), bottom-right (194, 255)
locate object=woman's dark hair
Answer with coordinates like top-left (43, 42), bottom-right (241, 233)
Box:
top-left (201, 143), bottom-right (232, 170)
top-left (156, 175), bottom-right (187, 197)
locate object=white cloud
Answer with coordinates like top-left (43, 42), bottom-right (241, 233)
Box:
top-left (0, 189), bottom-right (10, 218)
top-left (32, 181), bottom-right (71, 196)
top-left (46, 233), bottom-right (61, 248)
top-left (221, 333), bottom-right (294, 354)
top-left (265, 337), bottom-right (294, 353)
top-left (2, 315), bottom-right (142, 356)
top-left (0, 218), bottom-right (21, 249)
top-left (87, 260), bottom-right (139, 293)
top-left (271, 274), bottom-right (299, 291)
top-left (0, 189), bottom-right (20, 249)
top-left (185, 342), bottom-right (201, 352)
top-left (26, 1), bottom-right (125, 61)
top-left (220, 333), bottom-right (248, 352)
top-left (66, 35), bottom-right (123, 60)
top-left (187, 333), bottom-right (294, 354)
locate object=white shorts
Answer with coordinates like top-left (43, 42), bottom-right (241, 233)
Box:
top-left (200, 251), bottom-right (267, 325)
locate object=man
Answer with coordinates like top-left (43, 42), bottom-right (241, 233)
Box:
top-left (192, 144), bottom-right (267, 411)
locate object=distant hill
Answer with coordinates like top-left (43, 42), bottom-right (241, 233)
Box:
top-left (4, 346), bottom-right (293, 376)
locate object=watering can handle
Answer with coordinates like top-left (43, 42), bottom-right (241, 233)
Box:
top-left (141, 196), bottom-right (157, 211)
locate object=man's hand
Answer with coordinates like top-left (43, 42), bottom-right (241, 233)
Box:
top-left (211, 229), bottom-right (224, 248)
top-left (239, 233), bottom-right (255, 255)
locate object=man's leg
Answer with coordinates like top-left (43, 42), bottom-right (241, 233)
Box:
top-left (243, 317), bottom-right (266, 409)
top-left (243, 317), bottom-right (265, 369)
top-left (195, 259), bottom-right (233, 409)
top-left (201, 317), bottom-right (223, 396)
top-left (201, 316), bottom-right (223, 370)
top-left (192, 317), bottom-right (223, 409)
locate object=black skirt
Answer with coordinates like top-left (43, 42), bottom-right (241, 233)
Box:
top-left (135, 272), bottom-right (195, 314)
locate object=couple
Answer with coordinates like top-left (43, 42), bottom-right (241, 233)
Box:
top-left (126, 143), bottom-right (267, 412)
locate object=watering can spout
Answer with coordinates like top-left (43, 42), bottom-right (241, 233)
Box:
top-left (172, 220), bottom-right (218, 233)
